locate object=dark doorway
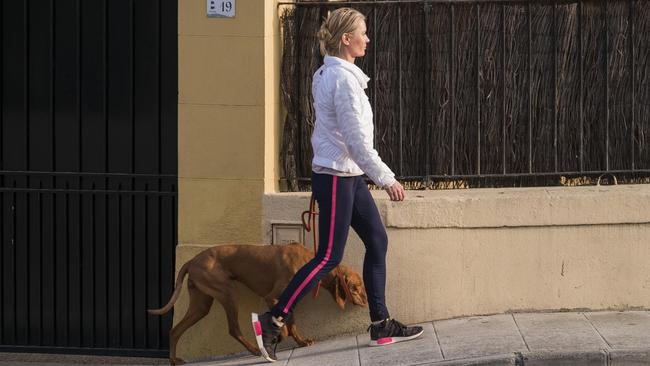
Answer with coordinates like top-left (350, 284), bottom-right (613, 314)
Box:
top-left (1, 0), bottom-right (177, 357)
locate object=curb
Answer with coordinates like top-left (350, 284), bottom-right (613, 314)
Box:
top-left (417, 348), bottom-right (650, 366)
top-left (520, 350), bottom-right (607, 365)
top-left (609, 348), bottom-right (650, 366)
top-left (418, 353), bottom-right (518, 365)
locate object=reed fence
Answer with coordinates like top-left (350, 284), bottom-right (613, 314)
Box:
top-left (279, 0), bottom-right (650, 190)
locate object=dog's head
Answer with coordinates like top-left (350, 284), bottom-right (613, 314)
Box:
top-left (327, 265), bottom-right (368, 310)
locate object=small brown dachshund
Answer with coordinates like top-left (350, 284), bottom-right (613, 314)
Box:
top-left (148, 242), bottom-right (368, 365)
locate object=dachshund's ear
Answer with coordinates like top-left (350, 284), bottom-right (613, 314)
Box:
top-left (334, 276), bottom-right (347, 310)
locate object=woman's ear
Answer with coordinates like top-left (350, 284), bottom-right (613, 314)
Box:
top-left (342, 33), bottom-right (350, 46)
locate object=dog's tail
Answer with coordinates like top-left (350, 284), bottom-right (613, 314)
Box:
top-left (147, 261), bottom-right (190, 315)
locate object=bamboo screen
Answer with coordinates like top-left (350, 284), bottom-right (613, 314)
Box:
top-left (279, 1), bottom-right (650, 191)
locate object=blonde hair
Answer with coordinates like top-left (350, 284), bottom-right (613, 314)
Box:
top-left (317, 8), bottom-right (366, 56)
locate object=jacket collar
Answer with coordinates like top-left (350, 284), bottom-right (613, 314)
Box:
top-left (324, 55), bottom-right (370, 89)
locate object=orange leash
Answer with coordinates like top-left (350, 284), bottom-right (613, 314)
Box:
top-left (301, 194), bottom-right (353, 302)
top-left (301, 195), bottom-right (322, 298)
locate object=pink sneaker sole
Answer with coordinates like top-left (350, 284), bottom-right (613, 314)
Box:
top-left (368, 328), bottom-right (424, 347)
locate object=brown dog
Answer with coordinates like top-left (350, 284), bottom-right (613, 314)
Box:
top-left (148, 242), bottom-right (368, 365)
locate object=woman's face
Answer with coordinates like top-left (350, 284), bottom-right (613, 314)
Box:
top-left (343, 20), bottom-right (369, 58)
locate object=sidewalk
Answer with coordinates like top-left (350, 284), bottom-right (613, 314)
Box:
top-left (2, 311), bottom-right (650, 366)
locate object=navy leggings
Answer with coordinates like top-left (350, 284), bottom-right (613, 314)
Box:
top-left (271, 173), bottom-right (390, 322)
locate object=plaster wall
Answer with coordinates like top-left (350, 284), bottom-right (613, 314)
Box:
top-left (176, 0), bottom-right (280, 359)
top-left (260, 185), bottom-right (650, 346)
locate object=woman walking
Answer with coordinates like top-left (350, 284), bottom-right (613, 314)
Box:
top-left (252, 8), bottom-right (423, 362)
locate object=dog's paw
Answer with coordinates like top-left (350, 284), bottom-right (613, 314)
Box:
top-left (297, 338), bottom-right (315, 347)
top-left (170, 357), bottom-right (186, 365)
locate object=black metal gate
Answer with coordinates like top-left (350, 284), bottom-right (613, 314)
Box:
top-left (0, 0), bottom-right (177, 357)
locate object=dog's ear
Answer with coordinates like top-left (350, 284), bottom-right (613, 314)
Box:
top-left (347, 274), bottom-right (368, 307)
top-left (334, 275), bottom-right (347, 310)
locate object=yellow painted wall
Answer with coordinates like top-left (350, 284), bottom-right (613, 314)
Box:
top-left (176, 0), bottom-right (280, 361)
top-left (176, 0), bottom-right (650, 362)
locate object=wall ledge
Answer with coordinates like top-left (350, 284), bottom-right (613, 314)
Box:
top-left (265, 184), bottom-right (650, 229)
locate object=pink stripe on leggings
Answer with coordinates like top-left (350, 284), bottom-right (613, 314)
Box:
top-left (283, 176), bottom-right (338, 314)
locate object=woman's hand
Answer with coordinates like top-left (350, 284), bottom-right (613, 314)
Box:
top-left (384, 181), bottom-right (405, 201)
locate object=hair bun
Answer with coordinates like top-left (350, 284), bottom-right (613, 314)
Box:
top-left (317, 24), bottom-right (332, 42)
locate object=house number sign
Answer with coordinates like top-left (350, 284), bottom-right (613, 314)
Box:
top-left (207, 0), bottom-right (235, 18)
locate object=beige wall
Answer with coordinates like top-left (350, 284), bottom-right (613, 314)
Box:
top-left (262, 185), bottom-right (650, 342)
top-left (176, 0), bottom-right (650, 361)
top-left (176, 0), bottom-right (280, 360)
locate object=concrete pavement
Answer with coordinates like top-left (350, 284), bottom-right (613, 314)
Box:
top-left (2, 311), bottom-right (650, 365)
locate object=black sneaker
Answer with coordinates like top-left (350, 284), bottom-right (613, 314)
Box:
top-left (252, 312), bottom-right (282, 362)
top-left (367, 318), bottom-right (424, 346)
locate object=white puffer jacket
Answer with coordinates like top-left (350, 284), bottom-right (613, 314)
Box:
top-left (311, 55), bottom-right (396, 188)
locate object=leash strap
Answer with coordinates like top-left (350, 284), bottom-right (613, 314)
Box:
top-left (301, 194), bottom-right (322, 299)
